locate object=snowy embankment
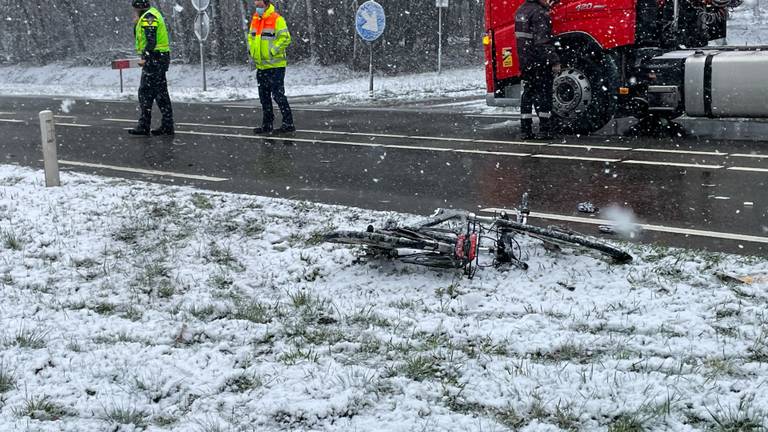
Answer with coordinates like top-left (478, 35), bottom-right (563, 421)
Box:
top-left (1, 163), bottom-right (767, 431)
top-left (0, 62), bottom-right (486, 105)
top-left (726, 1), bottom-right (767, 45)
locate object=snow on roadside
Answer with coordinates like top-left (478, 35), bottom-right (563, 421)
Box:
top-left (1, 163), bottom-right (767, 431)
top-left (0, 63), bottom-right (486, 105)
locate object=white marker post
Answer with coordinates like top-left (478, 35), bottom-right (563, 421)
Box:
top-left (39, 110), bottom-right (60, 187)
top-left (192, 0), bottom-right (211, 92)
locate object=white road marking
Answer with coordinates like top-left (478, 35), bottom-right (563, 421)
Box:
top-left (177, 130), bottom-right (313, 143)
top-left (104, 118), bottom-right (768, 172)
top-left (713, 196), bottom-right (731, 200)
top-left (188, 122), bottom-right (548, 149)
top-left (728, 166), bottom-right (768, 173)
top-left (125, 119), bottom-right (539, 147)
top-left (177, 122), bottom-right (252, 130)
top-left (0, 119), bottom-right (24, 123)
top-left (453, 149), bottom-right (530, 157)
top-left (0, 112), bottom-right (16, 115)
top-left (533, 154), bottom-right (621, 163)
top-left (474, 139), bottom-right (549, 147)
top-left (57, 160), bottom-right (229, 182)
top-left (55, 123), bottom-right (91, 128)
top-left (549, 143), bottom-right (632, 151)
top-left (293, 108), bottom-right (333, 112)
top-left (54, 115), bottom-right (77, 119)
top-left (480, 208), bottom-right (768, 244)
top-left (622, 160), bottom-right (723, 169)
top-left (631, 148), bottom-right (727, 156)
top-left (223, 105), bottom-right (332, 112)
top-left (409, 135), bottom-right (478, 142)
top-left (176, 130), bottom-right (449, 152)
top-left (429, 100), bottom-right (484, 108)
top-left (731, 153), bottom-right (768, 159)
top-left (384, 144), bottom-right (452, 152)
top-left (300, 129), bottom-right (410, 139)
top-left (465, 114), bottom-right (519, 119)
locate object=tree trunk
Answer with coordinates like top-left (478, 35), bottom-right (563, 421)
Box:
top-left (305, 0), bottom-right (318, 61)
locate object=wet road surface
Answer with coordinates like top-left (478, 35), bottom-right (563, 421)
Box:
top-left (1, 95), bottom-right (766, 255)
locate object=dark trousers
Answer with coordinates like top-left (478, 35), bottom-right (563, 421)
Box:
top-left (520, 67), bottom-right (554, 134)
top-left (257, 67), bottom-right (293, 128)
top-left (138, 69), bottom-right (174, 131)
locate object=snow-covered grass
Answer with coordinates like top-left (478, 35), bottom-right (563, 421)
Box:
top-left (2, 163), bottom-right (768, 431)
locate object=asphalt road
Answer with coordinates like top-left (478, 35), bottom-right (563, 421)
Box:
top-left (1, 95), bottom-right (766, 255)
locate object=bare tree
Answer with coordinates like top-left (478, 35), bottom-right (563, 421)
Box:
top-left (0, 0), bottom-right (486, 69)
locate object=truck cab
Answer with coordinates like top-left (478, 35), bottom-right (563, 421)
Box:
top-left (483, 0), bottom-right (761, 134)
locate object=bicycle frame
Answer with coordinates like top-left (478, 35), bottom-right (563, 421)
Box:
top-left (324, 193), bottom-right (632, 278)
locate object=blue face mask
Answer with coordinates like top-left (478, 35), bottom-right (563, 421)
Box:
top-left (256, 7), bottom-right (265, 15)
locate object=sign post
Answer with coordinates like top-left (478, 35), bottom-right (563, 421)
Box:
top-left (355, 1), bottom-right (386, 98)
top-left (436, 0), bottom-right (448, 75)
top-left (111, 59), bottom-right (142, 93)
top-left (192, 0), bottom-right (211, 91)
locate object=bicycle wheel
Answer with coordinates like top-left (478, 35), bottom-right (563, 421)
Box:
top-left (496, 221), bottom-right (633, 263)
top-left (324, 230), bottom-right (432, 250)
top-left (399, 253), bottom-right (462, 269)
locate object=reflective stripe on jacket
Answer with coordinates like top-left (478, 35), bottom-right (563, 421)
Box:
top-left (135, 7), bottom-right (170, 54)
top-left (247, 5), bottom-right (291, 70)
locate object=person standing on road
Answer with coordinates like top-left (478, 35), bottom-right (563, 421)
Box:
top-left (128, 0), bottom-right (175, 136)
top-left (248, 0), bottom-right (295, 135)
top-left (515, 0), bottom-right (561, 140)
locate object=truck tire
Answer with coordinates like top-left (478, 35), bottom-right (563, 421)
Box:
top-left (553, 51), bottom-right (619, 135)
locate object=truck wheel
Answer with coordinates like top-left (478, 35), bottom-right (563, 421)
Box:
top-left (553, 52), bottom-right (619, 135)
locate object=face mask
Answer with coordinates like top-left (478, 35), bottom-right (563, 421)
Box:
top-left (256, 7), bottom-right (265, 15)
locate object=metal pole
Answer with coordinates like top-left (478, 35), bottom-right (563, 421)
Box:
top-left (438, 6), bottom-right (443, 75)
top-left (672, 0), bottom-right (679, 33)
top-left (369, 42), bottom-right (374, 98)
top-left (39, 111), bottom-right (60, 187)
top-left (119, 69), bottom-right (124, 93)
top-left (200, 41), bottom-right (207, 92)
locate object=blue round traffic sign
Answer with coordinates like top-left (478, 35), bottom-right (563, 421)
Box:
top-left (355, 1), bottom-right (386, 42)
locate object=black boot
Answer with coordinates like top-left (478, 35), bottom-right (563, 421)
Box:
top-left (128, 127), bottom-right (150, 136)
top-left (253, 125), bottom-right (273, 135)
top-left (274, 124), bottom-right (296, 134)
top-left (535, 116), bottom-right (554, 140)
top-left (151, 127), bottom-right (175, 136)
top-left (520, 118), bottom-right (534, 140)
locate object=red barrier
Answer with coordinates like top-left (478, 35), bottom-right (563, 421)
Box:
top-left (111, 59), bottom-right (141, 70)
top-left (111, 59), bottom-right (142, 93)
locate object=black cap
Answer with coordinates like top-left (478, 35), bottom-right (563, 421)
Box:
top-left (132, 0), bottom-right (150, 8)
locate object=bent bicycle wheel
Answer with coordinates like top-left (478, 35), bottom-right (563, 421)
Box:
top-left (399, 253), bottom-right (462, 269)
top-left (497, 221), bottom-right (633, 263)
top-left (324, 230), bottom-right (430, 250)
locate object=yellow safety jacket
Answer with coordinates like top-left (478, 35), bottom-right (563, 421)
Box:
top-left (247, 5), bottom-right (291, 70)
top-left (135, 7), bottom-right (170, 54)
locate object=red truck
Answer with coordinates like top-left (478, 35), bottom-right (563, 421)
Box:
top-left (483, 0), bottom-right (768, 134)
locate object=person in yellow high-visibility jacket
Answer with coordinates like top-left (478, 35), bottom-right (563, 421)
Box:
top-left (248, 0), bottom-right (294, 134)
top-left (129, 0), bottom-right (175, 136)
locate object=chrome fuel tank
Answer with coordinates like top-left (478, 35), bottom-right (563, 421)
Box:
top-left (684, 49), bottom-right (768, 118)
